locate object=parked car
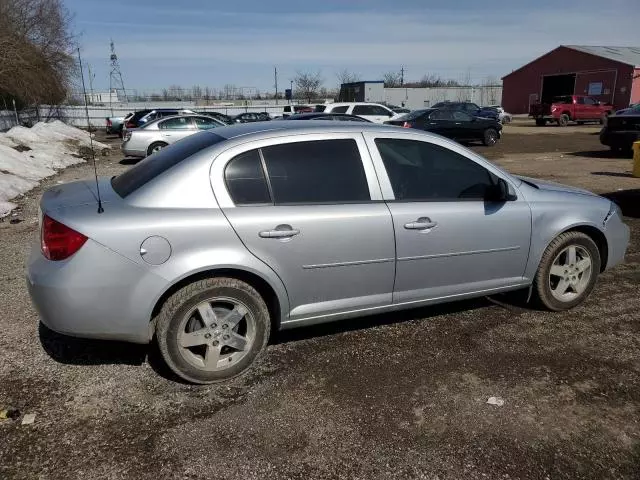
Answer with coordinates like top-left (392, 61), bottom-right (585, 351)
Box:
top-left (232, 112), bottom-right (270, 123)
top-left (28, 122), bottom-right (629, 384)
top-left (322, 103), bottom-right (402, 123)
top-left (431, 102), bottom-right (499, 121)
top-left (385, 108), bottom-right (502, 146)
top-left (282, 105), bottom-right (314, 117)
top-left (198, 112), bottom-right (233, 124)
top-left (614, 104), bottom-right (640, 116)
top-left (387, 105), bottom-right (412, 114)
top-left (121, 114), bottom-right (226, 157)
top-left (126, 109), bottom-right (196, 130)
top-left (529, 95), bottom-right (613, 126)
top-left (122, 109), bottom-right (152, 132)
top-left (488, 105), bottom-right (513, 124)
top-left (600, 111), bottom-right (640, 154)
top-left (282, 112), bottom-right (371, 122)
top-left (106, 115), bottom-right (126, 136)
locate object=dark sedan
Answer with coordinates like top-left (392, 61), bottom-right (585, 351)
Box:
top-left (232, 112), bottom-right (271, 123)
top-left (385, 109), bottom-right (502, 146)
top-left (431, 101), bottom-right (500, 121)
top-left (283, 112), bottom-right (372, 122)
top-left (600, 110), bottom-right (640, 155)
top-left (199, 111), bottom-right (233, 124)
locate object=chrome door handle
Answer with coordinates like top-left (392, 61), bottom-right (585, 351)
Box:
top-left (404, 217), bottom-right (438, 230)
top-left (259, 225), bottom-right (300, 238)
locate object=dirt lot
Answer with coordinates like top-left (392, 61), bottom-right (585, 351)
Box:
top-left (1, 127), bottom-right (639, 480)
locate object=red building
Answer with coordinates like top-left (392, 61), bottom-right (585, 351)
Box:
top-left (502, 45), bottom-right (640, 114)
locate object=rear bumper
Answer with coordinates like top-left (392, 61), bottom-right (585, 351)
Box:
top-left (599, 130), bottom-right (640, 150)
top-left (26, 239), bottom-right (166, 344)
top-left (121, 141), bottom-right (146, 158)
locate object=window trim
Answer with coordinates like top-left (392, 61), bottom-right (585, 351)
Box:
top-left (361, 131), bottom-right (518, 202)
top-left (210, 133), bottom-right (384, 208)
top-left (223, 149), bottom-right (273, 206)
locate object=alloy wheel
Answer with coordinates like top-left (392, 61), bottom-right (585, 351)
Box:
top-left (548, 245), bottom-right (593, 302)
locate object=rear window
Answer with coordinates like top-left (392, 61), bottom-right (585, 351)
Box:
top-left (399, 109), bottom-right (432, 120)
top-left (111, 133), bottom-right (226, 197)
top-left (552, 96), bottom-right (573, 104)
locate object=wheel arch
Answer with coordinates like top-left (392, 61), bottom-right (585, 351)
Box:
top-left (558, 225), bottom-right (608, 272)
top-left (150, 267), bottom-right (285, 335)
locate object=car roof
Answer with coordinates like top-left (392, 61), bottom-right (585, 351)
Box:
top-left (286, 112), bottom-right (369, 120)
top-left (142, 114), bottom-right (225, 127)
top-left (326, 102), bottom-right (387, 107)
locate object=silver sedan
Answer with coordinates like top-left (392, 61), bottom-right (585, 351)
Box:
top-left (121, 114), bottom-right (226, 157)
top-left (28, 121), bottom-right (629, 384)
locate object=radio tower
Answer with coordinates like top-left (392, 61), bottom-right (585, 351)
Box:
top-left (109, 39), bottom-right (127, 108)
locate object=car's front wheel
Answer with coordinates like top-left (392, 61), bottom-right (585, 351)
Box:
top-left (482, 128), bottom-right (499, 146)
top-left (155, 277), bottom-right (271, 384)
top-left (532, 231), bottom-right (601, 311)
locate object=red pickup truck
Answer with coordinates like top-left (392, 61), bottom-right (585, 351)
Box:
top-left (529, 95), bottom-right (613, 126)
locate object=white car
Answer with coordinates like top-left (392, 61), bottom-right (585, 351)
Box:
top-left (489, 105), bottom-right (513, 124)
top-left (321, 103), bottom-right (402, 123)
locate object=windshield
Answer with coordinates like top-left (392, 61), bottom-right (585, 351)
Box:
top-left (111, 133), bottom-right (226, 197)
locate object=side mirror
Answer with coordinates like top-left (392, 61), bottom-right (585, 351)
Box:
top-left (485, 178), bottom-right (516, 202)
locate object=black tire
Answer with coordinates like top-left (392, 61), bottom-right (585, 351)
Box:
top-left (147, 141), bottom-right (168, 157)
top-left (535, 118), bottom-right (546, 127)
top-left (482, 128), bottom-right (499, 146)
top-left (558, 114), bottom-right (569, 127)
top-left (155, 277), bottom-right (271, 384)
top-left (532, 231), bottom-right (601, 311)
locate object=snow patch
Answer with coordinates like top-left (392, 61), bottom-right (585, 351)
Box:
top-left (0, 121), bottom-right (110, 217)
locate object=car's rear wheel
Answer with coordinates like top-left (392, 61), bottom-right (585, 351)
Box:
top-left (482, 128), bottom-right (499, 146)
top-left (155, 277), bottom-right (270, 384)
top-left (147, 141), bottom-right (168, 156)
top-left (532, 231), bottom-right (601, 311)
top-left (558, 114), bottom-right (569, 127)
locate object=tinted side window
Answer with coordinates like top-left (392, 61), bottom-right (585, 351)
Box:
top-left (159, 117), bottom-right (193, 129)
top-left (371, 105), bottom-right (391, 116)
top-left (331, 106), bottom-right (349, 114)
top-left (261, 139), bottom-right (370, 204)
top-left (225, 150), bottom-right (271, 205)
top-left (352, 105), bottom-right (376, 116)
top-left (374, 138), bottom-right (496, 201)
top-left (452, 111), bottom-right (473, 121)
top-left (194, 117), bottom-right (221, 130)
top-left (430, 110), bottom-right (452, 120)
top-left (583, 97), bottom-right (595, 105)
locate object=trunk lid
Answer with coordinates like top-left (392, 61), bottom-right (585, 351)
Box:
top-left (40, 177), bottom-right (120, 212)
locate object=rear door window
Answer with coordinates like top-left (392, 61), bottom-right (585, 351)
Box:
top-left (158, 117), bottom-right (194, 129)
top-left (224, 150), bottom-right (271, 205)
top-left (261, 139), bottom-right (370, 204)
top-left (331, 106), bottom-right (349, 114)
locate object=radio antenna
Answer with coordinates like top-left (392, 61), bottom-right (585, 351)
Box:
top-left (77, 47), bottom-right (104, 214)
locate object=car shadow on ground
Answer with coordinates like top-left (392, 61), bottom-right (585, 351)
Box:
top-left (119, 157), bottom-right (141, 165)
top-left (602, 189), bottom-right (640, 218)
top-left (567, 150), bottom-right (632, 159)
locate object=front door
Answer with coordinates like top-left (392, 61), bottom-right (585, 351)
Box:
top-left (215, 134), bottom-right (396, 321)
top-left (364, 132), bottom-right (532, 304)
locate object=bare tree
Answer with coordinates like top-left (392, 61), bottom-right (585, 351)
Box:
top-left (0, 0), bottom-right (75, 106)
top-left (336, 68), bottom-right (360, 87)
top-left (294, 70), bottom-right (323, 102)
top-left (161, 88), bottom-right (169, 101)
top-left (191, 84), bottom-right (202, 101)
top-left (382, 71), bottom-right (401, 88)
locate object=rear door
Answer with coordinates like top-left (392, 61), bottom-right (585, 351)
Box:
top-left (352, 105), bottom-right (393, 123)
top-left (363, 131), bottom-right (532, 303)
top-left (157, 117), bottom-right (197, 142)
top-left (424, 110), bottom-right (453, 136)
top-left (450, 111), bottom-right (478, 139)
top-left (214, 134), bottom-right (396, 321)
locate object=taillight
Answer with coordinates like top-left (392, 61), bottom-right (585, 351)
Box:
top-left (41, 215), bottom-right (87, 261)
top-left (403, 122), bottom-right (413, 128)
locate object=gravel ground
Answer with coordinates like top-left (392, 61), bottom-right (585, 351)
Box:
top-left (0, 129), bottom-right (639, 479)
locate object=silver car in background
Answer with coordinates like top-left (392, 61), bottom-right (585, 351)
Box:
top-left (121, 114), bottom-right (226, 157)
top-left (28, 122), bottom-right (629, 384)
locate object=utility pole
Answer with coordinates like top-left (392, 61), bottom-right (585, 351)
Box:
top-left (109, 39), bottom-right (128, 114)
top-left (274, 66), bottom-right (278, 105)
top-left (400, 66), bottom-right (405, 87)
top-left (87, 63), bottom-right (95, 104)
